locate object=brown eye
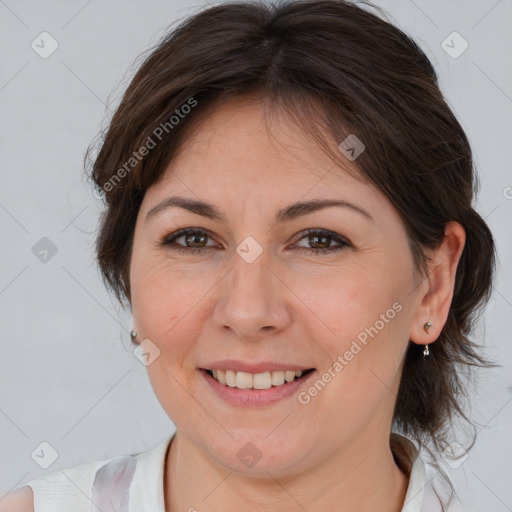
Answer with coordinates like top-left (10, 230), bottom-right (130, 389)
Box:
top-left (182, 232), bottom-right (208, 248)
top-left (293, 229), bottom-right (351, 255)
top-left (161, 228), bottom-right (217, 254)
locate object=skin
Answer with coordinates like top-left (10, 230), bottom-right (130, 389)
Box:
top-left (128, 94), bottom-right (465, 512)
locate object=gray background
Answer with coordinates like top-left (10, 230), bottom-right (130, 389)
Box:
top-left (0, 0), bottom-right (511, 510)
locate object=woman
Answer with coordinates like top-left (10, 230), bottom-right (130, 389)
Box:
top-left (6, 0), bottom-right (495, 510)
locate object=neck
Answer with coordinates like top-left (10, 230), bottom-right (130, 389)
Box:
top-left (164, 429), bottom-right (409, 512)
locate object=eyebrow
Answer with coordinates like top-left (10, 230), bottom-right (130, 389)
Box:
top-left (145, 195), bottom-right (373, 225)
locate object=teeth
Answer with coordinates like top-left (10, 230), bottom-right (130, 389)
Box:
top-left (210, 369), bottom-right (305, 389)
top-left (285, 370), bottom-right (296, 383)
top-left (253, 372), bottom-right (272, 389)
top-left (236, 371), bottom-right (253, 389)
top-left (225, 370), bottom-right (236, 387)
top-left (271, 371), bottom-right (285, 386)
top-left (217, 370), bottom-right (226, 385)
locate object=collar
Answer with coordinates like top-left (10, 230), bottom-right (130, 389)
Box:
top-left (390, 433), bottom-right (428, 512)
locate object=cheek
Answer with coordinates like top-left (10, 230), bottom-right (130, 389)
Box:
top-left (131, 259), bottom-right (216, 358)
top-left (298, 258), bottom-right (412, 391)
top-left (295, 262), bottom-right (404, 342)
top-left (301, 275), bottom-right (409, 433)
top-left (131, 261), bottom-right (210, 414)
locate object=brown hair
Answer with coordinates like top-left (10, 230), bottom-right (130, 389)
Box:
top-left (86, 0), bottom-right (496, 503)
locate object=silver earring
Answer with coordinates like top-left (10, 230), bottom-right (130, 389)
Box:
top-left (423, 321), bottom-right (432, 358)
top-left (130, 330), bottom-right (137, 341)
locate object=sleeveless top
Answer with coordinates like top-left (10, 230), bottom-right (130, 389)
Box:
top-left (22, 433), bottom-right (445, 511)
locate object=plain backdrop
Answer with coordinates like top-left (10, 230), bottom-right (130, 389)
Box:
top-left (1, 0), bottom-right (511, 510)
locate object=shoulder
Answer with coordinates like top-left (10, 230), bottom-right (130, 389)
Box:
top-left (0, 485), bottom-right (34, 512)
top-left (1, 437), bottom-right (173, 512)
top-left (21, 454), bottom-right (134, 512)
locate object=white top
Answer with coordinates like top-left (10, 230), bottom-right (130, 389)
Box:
top-left (22, 433), bottom-right (445, 511)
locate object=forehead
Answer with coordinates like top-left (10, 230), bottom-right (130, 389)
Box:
top-left (134, 96), bottom-right (407, 247)
top-left (144, 96), bottom-right (371, 204)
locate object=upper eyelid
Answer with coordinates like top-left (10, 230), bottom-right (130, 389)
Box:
top-left (165, 228), bottom-right (218, 244)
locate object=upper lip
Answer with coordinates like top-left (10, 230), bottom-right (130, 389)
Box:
top-left (200, 359), bottom-right (315, 374)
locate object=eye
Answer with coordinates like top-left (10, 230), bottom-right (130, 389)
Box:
top-left (159, 227), bottom-right (352, 256)
top-left (159, 227), bottom-right (218, 255)
top-left (292, 229), bottom-right (351, 255)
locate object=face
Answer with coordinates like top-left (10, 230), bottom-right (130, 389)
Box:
top-left (129, 95), bottom-right (423, 476)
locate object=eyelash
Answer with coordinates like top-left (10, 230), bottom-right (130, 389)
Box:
top-left (158, 227), bottom-right (352, 256)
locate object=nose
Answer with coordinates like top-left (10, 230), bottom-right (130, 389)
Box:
top-left (212, 246), bottom-right (292, 340)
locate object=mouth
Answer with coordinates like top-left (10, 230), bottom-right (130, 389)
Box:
top-left (201, 368), bottom-right (316, 390)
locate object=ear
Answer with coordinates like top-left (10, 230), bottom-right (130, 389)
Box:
top-left (410, 221), bottom-right (466, 346)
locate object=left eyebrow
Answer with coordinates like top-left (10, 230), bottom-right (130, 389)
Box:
top-left (145, 195), bottom-right (373, 224)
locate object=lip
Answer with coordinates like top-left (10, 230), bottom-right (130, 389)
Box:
top-left (200, 359), bottom-right (314, 374)
top-left (199, 368), bottom-right (317, 407)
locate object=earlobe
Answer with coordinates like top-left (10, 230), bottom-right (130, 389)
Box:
top-left (410, 318), bottom-right (436, 348)
top-left (410, 221), bottom-right (466, 347)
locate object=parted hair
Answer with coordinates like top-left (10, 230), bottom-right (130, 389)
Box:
top-left (86, 0), bottom-right (496, 502)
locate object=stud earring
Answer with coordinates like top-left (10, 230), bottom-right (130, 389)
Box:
top-left (130, 330), bottom-right (138, 341)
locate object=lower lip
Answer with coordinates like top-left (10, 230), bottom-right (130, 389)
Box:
top-left (200, 369), bottom-right (316, 407)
